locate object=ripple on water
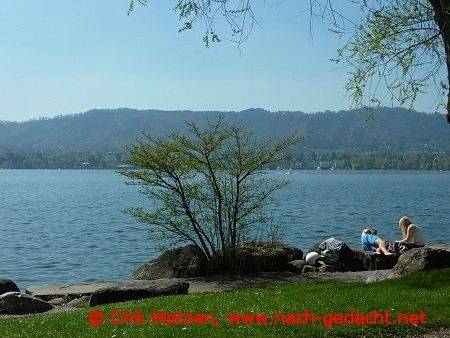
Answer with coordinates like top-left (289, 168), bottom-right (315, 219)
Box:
top-left (1, 170), bottom-right (449, 291)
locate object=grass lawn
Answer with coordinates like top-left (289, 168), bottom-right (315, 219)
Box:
top-left (0, 268), bottom-right (449, 338)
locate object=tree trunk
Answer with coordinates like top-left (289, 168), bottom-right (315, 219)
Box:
top-left (429, 0), bottom-right (450, 123)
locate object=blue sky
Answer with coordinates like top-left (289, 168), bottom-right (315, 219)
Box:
top-left (0, 1), bottom-right (441, 122)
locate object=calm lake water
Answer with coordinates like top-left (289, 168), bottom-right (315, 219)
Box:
top-left (1, 169), bottom-right (449, 291)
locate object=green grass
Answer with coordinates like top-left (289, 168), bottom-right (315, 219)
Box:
top-left (1, 269), bottom-right (449, 338)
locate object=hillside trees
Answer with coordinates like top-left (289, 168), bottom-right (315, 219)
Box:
top-left (119, 117), bottom-right (303, 261)
top-left (129, 0), bottom-right (450, 124)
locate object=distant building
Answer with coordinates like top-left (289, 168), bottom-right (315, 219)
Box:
top-left (318, 161), bottom-right (335, 170)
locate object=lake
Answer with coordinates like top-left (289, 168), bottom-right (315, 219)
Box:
top-left (1, 169), bottom-right (449, 291)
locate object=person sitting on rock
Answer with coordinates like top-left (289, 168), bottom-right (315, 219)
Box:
top-left (396, 216), bottom-right (426, 249)
top-left (361, 228), bottom-right (396, 256)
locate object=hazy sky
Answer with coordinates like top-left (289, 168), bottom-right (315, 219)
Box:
top-left (0, 1), bottom-right (442, 122)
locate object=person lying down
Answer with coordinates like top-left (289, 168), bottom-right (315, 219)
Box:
top-left (360, 228), bottom-right (397, 256)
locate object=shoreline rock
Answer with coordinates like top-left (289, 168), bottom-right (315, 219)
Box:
top-left (132, 243), bottom-right (303, 280)
top-left (0, 292), bottom-right (52, 315)
top-left (89, 279), bottom-right (190, 306)
top-left (3, 243), bottom-right (448, 316)
top-left (23, 270), bottom-right (388, 304)
top-left (393, 247), bottom-right (450, 276)
top-left (0, 279), bottom-right (20, 295)
top-left (132, 245), bottom-right (208, 280)
top-left (26, 282), bottom-right (118, 303)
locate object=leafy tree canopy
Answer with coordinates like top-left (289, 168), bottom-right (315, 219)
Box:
top-left (120, 117), bottom-right (304, 260)
top-left (128, 0), bottom-right (450, 124)
top-left (331, 0), bottom-right (447, 121)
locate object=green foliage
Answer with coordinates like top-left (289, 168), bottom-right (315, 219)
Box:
top-left (0, 269), bottom-right (449, 337)
top-left (0, 149), bottom-right (125, 169)
top-left (1, 108), bottom-right (449, 169)
top-left (128, 0), bottom-right (253, 46)
top-left (2, 108), bottom-right (449, 152)
top-left (120, 117), bottom-right (302, 259)
top-left (127, 0), bottom-right (148, 16)
top-left (128, 0), bottom-right (450, 119)
top-left (332, 0), bottom-right (445, 113)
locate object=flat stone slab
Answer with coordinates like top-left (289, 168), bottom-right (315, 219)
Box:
top-left (90, 279), bottom-right (190, 306)
top-left (26, 270), bottom-right (389, 303)
top-left (184, 270), bottom-right (382, 294)
top-left (26, 280), bottom-right (190, 305)
top-left (26, 282), bottom-right (118, 302)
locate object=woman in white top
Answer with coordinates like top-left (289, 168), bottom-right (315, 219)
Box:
top-left (396, 216), bottom-right (426, 247)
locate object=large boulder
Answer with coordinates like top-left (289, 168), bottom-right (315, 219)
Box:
top-left (132, 245), bottom-right (208, 280)
top-left (393, 247), bottom-right (450, 276)
top-left (287, 260), bottom-right (308, 274)
top-left (0, 278), bottom-right (20, 295)
top-left (351, 249), bottom-right (374, 270)
top-left (350, 248), bottom-right (398, 271)
top-left (0, 292), bottom-right (53, 315)
top-left (211, 242), bottom-right (303, 274)
top-left (89, 279), bottom-right (189, 306)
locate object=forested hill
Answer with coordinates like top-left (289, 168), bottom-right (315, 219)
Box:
top-left (0, 107), bottom-right (449, 153)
